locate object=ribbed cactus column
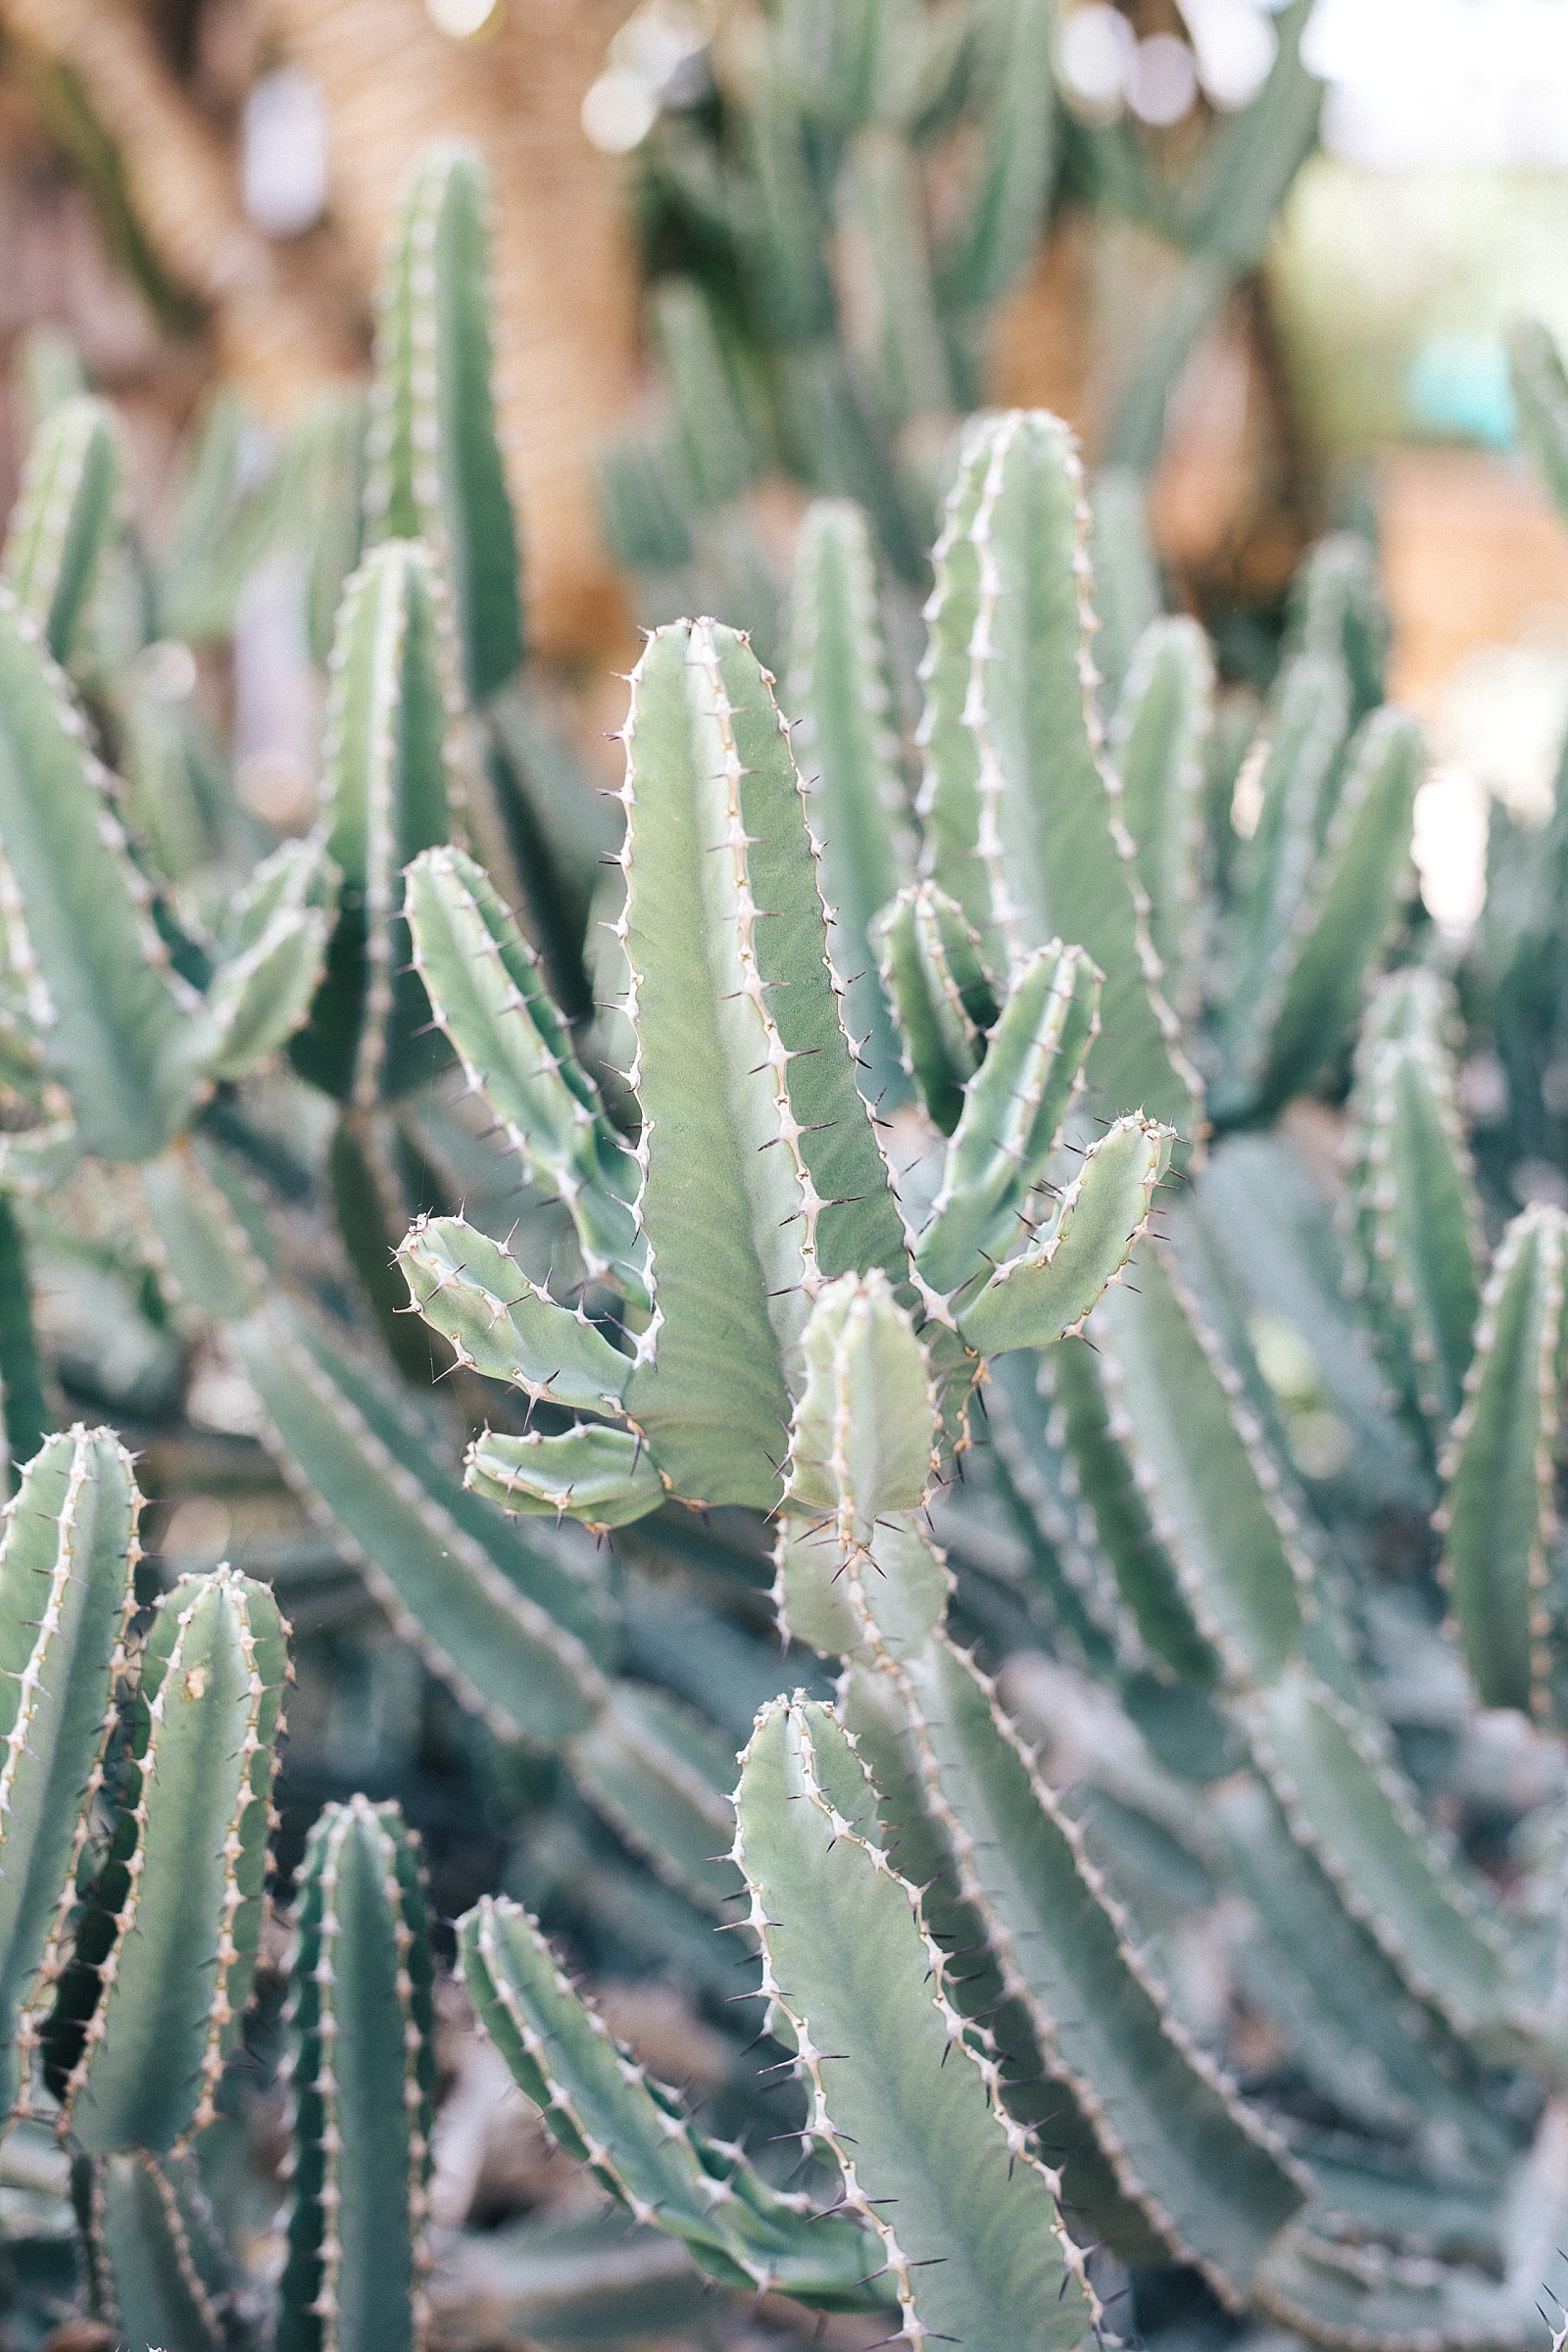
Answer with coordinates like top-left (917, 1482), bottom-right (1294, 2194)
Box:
top-left (58, 1566), bottom-right (288, 2155)
top-left (0, 1427), bottom-right (140, 2115)
top-left (1, 393), bottom-right (121, 664)
top-left (278, 1795), bottom-right (437, 2352)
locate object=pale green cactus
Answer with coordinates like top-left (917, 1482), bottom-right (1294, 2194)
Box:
top-left (400, 605), bottom-right (1171, 1534)
top-left (277, 1796), bottom-right (437, 2352)
top-left (2, 394), bottom-right (122, 667)
top-left (0, 125), bottom-right (1567, 2352)
top-left (0, 1429), bottom-right (140, 2118)
top-left (54, 1564), bottom-right (288, 2157)
top-left (603, 0), bottom-right (1324, 622)
top-left (80, 2148), bottom-right (245, 2352)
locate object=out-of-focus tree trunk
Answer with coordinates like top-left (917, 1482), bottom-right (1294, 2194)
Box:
top-left (0, 0), bottom-right (361, 407)
top-left (262, 0), bottom-right (637, 660)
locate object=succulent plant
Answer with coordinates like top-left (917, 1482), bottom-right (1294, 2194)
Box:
top-left (600, 0), bottom-right (1324, 647)
top-left (3, 128), bottom-right (1568, 2352)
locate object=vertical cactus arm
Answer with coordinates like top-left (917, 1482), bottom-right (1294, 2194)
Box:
top-left (0, 589), bottom-right (196, 1160)
top-left (1220, 653), bottom-right (1349, 1093)
top-left (1048, 1337), bottom-right (1223, 1686)
top-left (0, 1194), bottom-right (52, 1475)
top-left (86, 2152), bottom-right (233, 2352)
top-left (230, 1298), bottom-right (609, 1743)
top-left (0, 1428), bottom-right (139, 2113)
top-left (62, 1566), bottom-right (287, 2155)
top-left (458, 1893), bottom-right (891, 2311)
top-left (295, 541), bottom-right (458, 1107)
top-left (919, 411), bottom-right (1201, 1142)
top-left (194, 838), bottom-right (340, 1087)
top-left (954, 1111), bottom-right (1174, 1353)
top-left (1214, 1777), bottom-right (1515, 2174)
top-left (1085, 1241), bottom-right (1309, 1684)
top-left (915, 421), bottom-right (991, 938)
top-left (1246, 1661), bottom-right (1516, 2040)
top-left (1437, 1204), bottom-right (1567, 1718)
top-left (1509, 319), bottom-right (1568, 526)
top-left (846, 1635), bottom-right (1308, 2300)
top-left (1348, 973), bottom-right (1483, 1450)
top-left (734, 1696), bottom-right (1099, 2351)
top-left (139, 1133), bottom-right (275, 1334)
top-left (785, 499), bottom-right (909, 1110)
top-left (1088, 467), bottom-right (1162, 712)
top-left (983, 1349), bottom-right (1150, 1682)
top-left (277, 1797), bottom-right (437, 2352)
top-left (783, 1267), bottom-right (938, 1555)
top-left (769, 1397), bottom-right (1305, 2300)
top-left (943, 0), bottom-right (1056, 315)
top-left (914, 939), bottom-right (1101, 1298)
top-left (2, 395), bottom-right (122, 666)
top-left (403, 845), bottom-right (648, 1310)
top-left (1250, 707), bottom-right (1424, 1121)
top-left (871, 880), bottom-right (998, 1135)
top-left (366, 141), bottom-right (524, 701)
top-left (614, 619), bottom-right (909, 1511)
top-left (1110, 615), bottom-right (1211, 1018)
top-left (650, 278), bottom-right (765, 510)
top-left (396, 1212), bottom-right (631, 1411)
top-left (776, 1508), bottom-right (951, 1671)
top-left (1253, 2217), bottom-right (1528, 2349)
top-left (1287, 531), bottom-right (1390, 727)
top-left (298, 389), bottom-right (370, 670)
top-left (837, 128), bottom-right (955, 428)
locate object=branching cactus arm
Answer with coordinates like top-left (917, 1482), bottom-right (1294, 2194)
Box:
top-left (1111, 614), bottom-right (1211, 1019)
top-left (917, 410), bottom-right (1201, 1143)
top-left (775, 1275), bottom-right (1307, 2303)
top-left (735, 1695), bottom-right (1100, 2352)
top-left (612, 616), bottom-right (912, 1507)
top-left (83, 2150), bottom-right (238, 2352)
top-left (871, 879), bottom-right (998, 1135)
top-left (403, 844), bottom-right (648, 1309)
top-left (912, 937), bottom-right (1102, 1298)
top-left (0, 591), bottom-right (198, 1160)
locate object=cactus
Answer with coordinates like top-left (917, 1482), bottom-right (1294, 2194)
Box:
top-left (603, 0), bottom-right (1324, 613)
top-left (459, 1890), bottom-right (889, 2311)
top-left (0, 1430), bottom-right (139, 2116)
top-left (277, 1796), bottom-right (437, 2352)
top-left (7, 128), bottom-right (1568, 2352)
top-left (80, 2147), bottom-right (246, 2352)
top-left (54, 1565), bottom-right (288, 2156)
top-left (401, 599), bottom-right (1172, 1531)
top-left (2, 395), bottom-right (122, 667)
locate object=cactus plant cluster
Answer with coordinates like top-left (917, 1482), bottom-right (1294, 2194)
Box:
top-left (4, 117), bottom-right (1568, 2352)
top-left (601, 0), bottom-right (1323, 651)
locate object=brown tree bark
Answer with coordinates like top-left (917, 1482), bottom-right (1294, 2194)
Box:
top-left (0, 0), bottom-right (361, 407)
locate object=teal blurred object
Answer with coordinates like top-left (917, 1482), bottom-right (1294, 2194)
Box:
top-left (1407, 332), bottom-right (1517, 448)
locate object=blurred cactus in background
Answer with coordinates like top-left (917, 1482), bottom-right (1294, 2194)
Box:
top-left (7, 65), bottom-right (1568, 2352)
top-left (597, 0), bottom-right (1322, 654)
